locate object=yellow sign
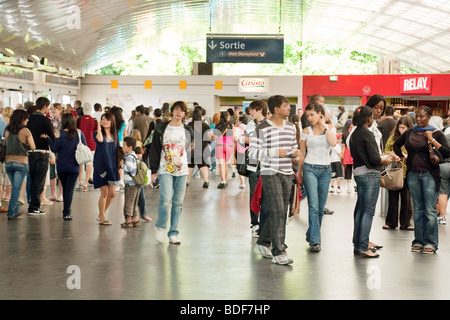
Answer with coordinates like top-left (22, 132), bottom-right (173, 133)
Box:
top-left (110, 80), bottom-right (118, 89)
top-left (215, 80), bottom-right (223, 90)
top-left (145, 80), bottom-right (152, 89)
top-left (179, 80), bottom-right (187, 90)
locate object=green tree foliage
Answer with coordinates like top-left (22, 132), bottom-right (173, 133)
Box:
top-left (92, 41), bottom-right (418, 76)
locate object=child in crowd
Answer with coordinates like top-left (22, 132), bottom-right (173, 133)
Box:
top-left (131, 129), bottom-right (143, 149)
top-left (135, 146), bottom-right (152, 222)
top-left (120, 136), bottom-right (141, 228)
top-left (329, 137), bottom-right (343, 193)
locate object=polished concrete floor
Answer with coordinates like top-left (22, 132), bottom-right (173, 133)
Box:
top-left (1, 172), bottom-right (450, 300)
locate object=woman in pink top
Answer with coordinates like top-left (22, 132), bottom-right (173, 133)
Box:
top-left (214, 111), bottom-right (235, 189)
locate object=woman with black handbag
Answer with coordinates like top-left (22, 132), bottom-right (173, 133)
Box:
top-left (393, 106), bottom-right (450, 254)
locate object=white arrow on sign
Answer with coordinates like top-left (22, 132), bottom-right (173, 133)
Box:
top-left (208, 40), bottom-right (217, 50)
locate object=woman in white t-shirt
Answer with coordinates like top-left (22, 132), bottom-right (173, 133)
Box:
top-left (298, 102), bottom-right (337, 253)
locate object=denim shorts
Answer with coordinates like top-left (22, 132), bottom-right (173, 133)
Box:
top-left (439, 162), bottom-right (450, 195)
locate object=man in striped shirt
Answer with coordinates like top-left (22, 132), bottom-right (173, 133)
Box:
top-left (249, 95), bottom-right (300, 265)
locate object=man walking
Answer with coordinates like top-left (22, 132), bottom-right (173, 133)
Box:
top-left (249, 95), bottom-right (300, 265)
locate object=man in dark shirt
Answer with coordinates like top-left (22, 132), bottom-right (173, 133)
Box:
top-left (133, 105), bottom-right (149, 141)
top-left (377, 105), bottom-right (397, 151)
top-left (27, 97), bottom-right (55, 215)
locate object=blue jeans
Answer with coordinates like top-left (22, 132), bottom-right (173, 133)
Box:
top-left (5, 161), bottom-right (29, 218)
top-left (58, 171), bottom-right (79, 217)
top-left (156, 174), bottom-right (187, 237)
top-left (407, 171), bottom-right (439, 250)
top-left (353, 172), bottom-right (380, 252)
top-left (303, 163), bottom-right (332, 245)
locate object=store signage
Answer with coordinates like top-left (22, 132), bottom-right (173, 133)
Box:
top-left (239, 78), bottom-right (269, 93)
top-left (206, 36), bottom-right (284, 63)
top-left (400, 76), bottom-right (431, 94)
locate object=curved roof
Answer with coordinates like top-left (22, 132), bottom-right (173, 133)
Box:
top-left (1, 0), bottom-right (450, 75)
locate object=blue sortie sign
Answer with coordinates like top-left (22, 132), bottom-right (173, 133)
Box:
top-left (206, 38), bottom-right (284, 63)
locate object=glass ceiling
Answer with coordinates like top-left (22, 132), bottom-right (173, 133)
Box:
top-left (0, 0), bottom-right (449, 75)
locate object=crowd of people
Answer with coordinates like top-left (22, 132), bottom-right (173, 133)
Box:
top-left (2, 93), bottom-right (450, 264)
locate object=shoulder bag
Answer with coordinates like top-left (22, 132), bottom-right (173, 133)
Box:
top-left (429, 142), bottom-right (443, 165)
top-left (75, 130), bottom-right (94, 165)
top-left (381, 162), bottom-right (404, 191)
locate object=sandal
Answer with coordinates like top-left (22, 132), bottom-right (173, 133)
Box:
top-left (422, 247), bottom-right (436, 254)
top-left (99, 219), bottom-right (112, 226)
top-left (121, 222), bottom-right (134, 228)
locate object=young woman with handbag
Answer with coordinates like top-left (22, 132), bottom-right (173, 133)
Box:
top-left (350, 106), bottom-right (399, 258)
top-left (44, 113), bottom-right (88, 220)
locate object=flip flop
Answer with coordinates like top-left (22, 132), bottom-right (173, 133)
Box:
top-left (99, 219), bottom-right (112, 226)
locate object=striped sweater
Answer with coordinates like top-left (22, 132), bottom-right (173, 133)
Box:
top-left (122, 151), bottom-right (138, 186)
top-left (248, 119), bottom-right (298, 175)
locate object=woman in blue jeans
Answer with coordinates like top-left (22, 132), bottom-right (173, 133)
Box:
top-left (299, 102), bottom-right (337, 252)
top-left (4, 110), bottom-right (36, 220)
top-left (350, 106), bottom-right (398, 258)
top-left (393, 106), bottom-right (450, 254)
top-left (44, 113), bottom-right (87, 220)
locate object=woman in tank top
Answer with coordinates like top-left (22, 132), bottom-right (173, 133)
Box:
top-left (298, 102), bottom-right (337, 253)
top-left (4, 109), bottom-right (36, 220)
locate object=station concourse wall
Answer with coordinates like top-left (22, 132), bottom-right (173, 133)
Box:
top-left (79, 75), bottom-right (302, 119)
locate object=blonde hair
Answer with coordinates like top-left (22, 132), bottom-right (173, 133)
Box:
top-left (3, 106), bottom-right (14, 118)
top-left (131, 129), bottom-right (142, 142)
top-left (212, 112), bottom-right (220, 124)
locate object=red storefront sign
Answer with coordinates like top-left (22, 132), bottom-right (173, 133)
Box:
top-left (400, 76), bottom-right (432, 94)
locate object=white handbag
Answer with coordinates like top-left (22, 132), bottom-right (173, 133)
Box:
top-left (75, 130), bottom-right (93, 165)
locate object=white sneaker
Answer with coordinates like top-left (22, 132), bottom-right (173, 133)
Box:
top-left (251, 225), bottom-right (259, 238)
top-left (438, 217), bottom-right (447, 225)
top-left (155, 226), bottom-right (165, 243)
top-left (337, 187), bottom-right (341, 194)
top-left (329, 186), bottom-right (335, 193)
top-left (169, 235), bottom-right (181, 244)
top-left (253, 244), bottom-right (272, 258)
top-left (271, 252), bottom-right (293, 265)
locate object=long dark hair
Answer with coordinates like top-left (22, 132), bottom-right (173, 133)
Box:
top-left (109, 106), bottom-right (124, 132)
top-left (101, 112), bottom-right (117, 141)
top-left (8, 109), bottom-right (29, 135)
top-left (305, 102), bottom-right (325, 116)
top-left (391, 116), bottom-right (414, 141)
top-left (61, 113), bottom-right (77, 140)
top-left (189, 109), bottom-right (204, 132)
top-left (290, 114), bottom-right (301, 148)
top-left (215, 111), bottom-right (231, 133)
